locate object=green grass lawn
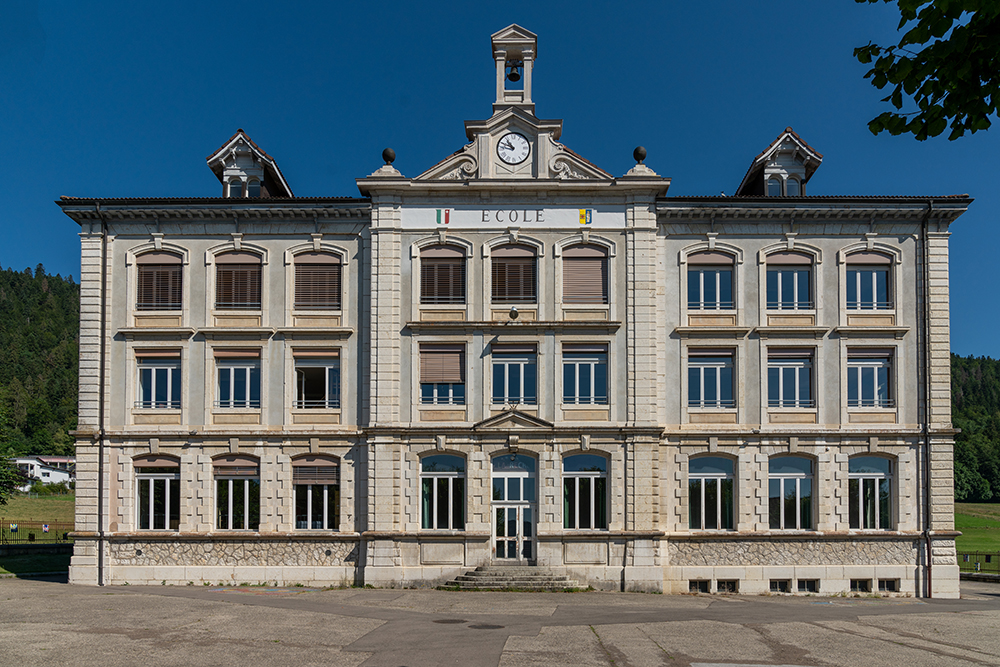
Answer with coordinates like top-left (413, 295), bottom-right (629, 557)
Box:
top-left (955, 503), bottom-right (1000, 553)
top-left (0, 494), bottom-right (75, 524)
top-left (0, 554), bottom-right (70, 576)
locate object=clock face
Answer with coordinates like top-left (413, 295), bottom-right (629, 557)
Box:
top-left (497, 132), bottom-right (530, 165)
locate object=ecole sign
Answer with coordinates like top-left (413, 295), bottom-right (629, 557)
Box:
top-left (401, 206), bottom-right (626, 230)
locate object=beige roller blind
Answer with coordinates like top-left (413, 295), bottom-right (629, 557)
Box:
top-left (420, 344), bottom-right (465, 383)
top-left (563, 256), bottom-right (608, 304)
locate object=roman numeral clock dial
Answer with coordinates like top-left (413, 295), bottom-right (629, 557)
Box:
top-left (497, 132), bottom-right (530, 165)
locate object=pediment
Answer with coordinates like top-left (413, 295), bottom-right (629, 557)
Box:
top-left (473, 408), bottom-right (554, 431)
top-left (491, 24), bottom-right (537, 43)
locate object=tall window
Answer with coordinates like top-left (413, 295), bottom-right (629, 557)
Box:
top-left (420, 344), bottom-right (465, 405)
top-left (688, 350), bottom-right (735, 408)
top-left (215, 350), bottom-right (261, 408)
top-left (214, 456), bottom-right (260, 531)
top-left (846, 252), bottom-right (892, 310)
top-left (849, 457), bottom-right (892, 530)
top-left (134, 456), bottom-right (180, 531)
top-left (136, 351), bottom-right (181, 409)
top-left (136, 251), bottom-right (182, 310)
top-left (689, 456), bottom-right (734, 530)
top-left (421, 454), bottom-right (465, 530)
top-left (563, 454), bottom-right (608, 530)
top-left (492, 244), bottom-right (536, 303)
top-left (294, 252), bottom-right (342, 310)
top-left (293, 455), bottom-right (339, 530)
top-left (215, 252), bottom-right (262, 310)
top-left (491, 344), bottom-right (537, 406)
top-left (769, 456), bottom-right (813, 530)
top-left (563, 244), bottom-right (608, 304)
top-left (229, 179), bottom-right (243, 198)
top-left (421, 245), bottom-right (466, 304)
top-left (785, 178), bottom-right (800, 196)
top-left (767, 349), bottom-right (814, 408)
top-left (766, 252), bottom-right (811, 310)
top-left (767, 178), bottom-right (782, 196)
top-left (563, 344), bottom-right (608, 405)
top-left (293, 349), bottom-right (340, 409)
top-left (848, 349), bottom-right (893, 408)
top-left (687, 252), bottom-right (734, 310)
top-left (246, 180), bottom-right (261, 198)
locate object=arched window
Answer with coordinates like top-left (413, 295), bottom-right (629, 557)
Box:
top-left (563, 454), bottom-right (608, 529)
top-left (229, 179), bottom-right (243, 198)
top-left (492, 454), bottom-right (536, 560)
top-left (292, 455), bottom-right (339, 530)
top-left (215, 251), bottom-right (262, 310)
top-left (136, 251), bottom-right (183, 311)
top-left (768, 456), bottom-right (813, 530)
top-left (246, 180), bottom-right (261, 198)
top-left (563, 244), bottom-right (608, 304)
top-left (767, 178), bottom-right (782, 196)
top-left (687, 252), bottom-right (734, 311)
top-left (420, 245), bottom-right (466, 304)
top-left (785, 178), bottom-right (800, 196)
top-left (420, 454), bottom-right (465, 530)
top-left (492, 244), bottom-right (536, 304)
top-left (688, 456), bottom-right (734, 530)
top-left (766, 251), bottom-right (812, 310)
top-left (294, 252), bottom-right (341, 310)
top-left (134, 455), bottom-right (180, 531)
top-left (846, 251), bottom-right (892, 310)
top-left (849, 456), bottom-right (892, 530)
top-left (213, 455), bottom-right (260, 531)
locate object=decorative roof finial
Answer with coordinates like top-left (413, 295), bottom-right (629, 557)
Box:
top-left (633, 146), bottom-right (647, 164)
top-left (382, 147), bottom-right (396, 165)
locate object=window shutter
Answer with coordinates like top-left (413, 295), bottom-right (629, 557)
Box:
top-left (563, 257), bottom-right (608, 304)
top-left (492, 257), bottom-right (536, 303)
top-left (216, 264), bottom-right (262, 309)
top-left (294, 261), bottom-right (342, 310)
top-left (421, 247), bottom-right (466, 304)
top-left (292, 456), bottom-right (340, 484)
top-left (137, 264), bottom-right (182, 310)
top-left (563, 343), bottom-right (608, 354)
top-left (420, 344), bottom-right (465, 383)
top-left (212, 455), bottom-right (259, 477)
top-left (767, 348), bottom-right (814, 359)
top-left (492, 343), bottom-right (537, 354)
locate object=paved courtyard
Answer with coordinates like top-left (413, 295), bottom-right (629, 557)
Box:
top-left (2, 577), bottom-right (1000, 666)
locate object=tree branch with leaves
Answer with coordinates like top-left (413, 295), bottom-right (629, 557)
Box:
top-left (854, 0), bottom-right (1000, 140)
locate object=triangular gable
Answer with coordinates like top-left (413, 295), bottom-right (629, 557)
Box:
top-left (736, 127), bottom-right (823, 195)
top-left (206, 129), bottom-right (294, 197)
top-left (473, 408), bottom-right (555, 430)
top-left (491, 24), bottom-right (538, 43)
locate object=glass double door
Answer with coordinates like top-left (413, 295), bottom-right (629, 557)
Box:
top-left (492, 454), bottom-right (536, 562)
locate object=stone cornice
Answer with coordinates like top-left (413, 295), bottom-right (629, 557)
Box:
top-left (406, 320), bottom-right (622, 333)
top-left (58, 203), bottom-right (371, 225)
top-left (657, 198), bottom-right (971, 222)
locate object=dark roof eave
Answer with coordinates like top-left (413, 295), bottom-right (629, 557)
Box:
top-left (56, 196), bottom-right (371, 205)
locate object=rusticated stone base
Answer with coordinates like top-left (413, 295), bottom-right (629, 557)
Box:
top-left (107, 536), bottom-right (359, 568)
top-left (668, 537), bottom-right (919, 567)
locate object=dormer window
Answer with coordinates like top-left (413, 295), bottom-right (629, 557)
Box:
top-left (247, 180), bottom-right (261, 198)
top-left (767, 178), bottom-right (782, 197)
top-left (786, 178), bottom-right (800, 196)
top-left (229, 179), bottom-right (243, 198)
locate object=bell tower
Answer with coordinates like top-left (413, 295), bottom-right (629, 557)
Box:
top-left (492, 24), bottom-right (537, 115)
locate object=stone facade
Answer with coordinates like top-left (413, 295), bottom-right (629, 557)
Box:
top-left (60, 25), bottom-right (968, 597)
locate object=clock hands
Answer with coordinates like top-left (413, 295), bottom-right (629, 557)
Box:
top-left (501, 139), bottom-right (515, 152)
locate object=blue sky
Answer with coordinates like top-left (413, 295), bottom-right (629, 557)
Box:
top-left (2, 1), bottom-right (997, 357)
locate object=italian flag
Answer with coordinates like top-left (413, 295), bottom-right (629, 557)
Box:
top-left (436, 209), bottom-right (451, 224)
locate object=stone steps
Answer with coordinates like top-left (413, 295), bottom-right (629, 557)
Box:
top-left (442, 565), bottom-right (581, 591)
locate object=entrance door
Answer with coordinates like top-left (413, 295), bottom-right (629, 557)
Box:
top-left (492, 454), bottom-right (536, 562)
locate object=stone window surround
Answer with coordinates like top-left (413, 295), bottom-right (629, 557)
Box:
top-left (839, 342), bottom-right (899, 424)
top-left (836, 240), bottom-right (902, 327)
top-left (206, 344), bottom-right (267, 418)
top-left (561, 451), bottom-right (611, 531)
top-left (685, 453), bottom-right (737, 533)
top-left (553, 233), bottom-right (617, 320)
top-left (413, 337), bottom-right (472, 418)
top-left (847, 453), bottom-right (897, 532)
top-left (284, 344), bottom-right (345, 422)
top-left (483, 232), bottom-right (546, 319)
top-left (418, 451), bottom-right (468, 532)
top-left (756, 240), bottom-right (823, 317)
top-left (283, 239), bottom-right (350, 327)
top-left (204, 239), bottom-right (270, 326)
top-left (679, 239), bottom-right (745, 325)
top-left (125, 241), bottom-right (192, 328)
top-left (681, 342), bottom-right (744, 423)
top-left (126, 344), bottom-right (186, 425)
top-left (410, 235), bottom-right (474, 321)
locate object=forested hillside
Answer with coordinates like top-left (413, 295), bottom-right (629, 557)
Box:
top-left (953, 354), bottom-right (1000, 502)
top-left (0, 265), bottom-right (79, 456)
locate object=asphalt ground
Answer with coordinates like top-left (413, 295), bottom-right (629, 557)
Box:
top-left (2, 577), bottom-right (1000, 666)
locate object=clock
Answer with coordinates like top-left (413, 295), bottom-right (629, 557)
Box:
top-left (497, 132), bottom-right (530, 165)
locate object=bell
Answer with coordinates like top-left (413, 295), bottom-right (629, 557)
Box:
top-left (507, 63), bottom-right (521, 82)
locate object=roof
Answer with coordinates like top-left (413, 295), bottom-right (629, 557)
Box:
top-left (205, 129), bottom-right (295, 198)
top-left (58, 196), bottom-right (368, 203)
top-left (736, 127), bottom-right (824, 196)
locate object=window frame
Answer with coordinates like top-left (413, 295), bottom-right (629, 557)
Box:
top-left (688, 456), bottom-right (735, 531)
top-left (849, 456), bottom-right (893, 531)
top-left (292, 455), bottom-right (340, 531)
top-left (768, 456), bottom-right (814, 531)
top-left (419, 344), bottom-right (466, 406)
top-left (420, 454), bottom-right (466, 531)
top-left (135, 252), bottom-right (183, 312)
top-left (847, 350), bottom-right (894, 409)
top-left (765, 252), bottom-right (813, 311)
top-left (293, 351), bottom-right (341, 410)
top-left (687, 260), bottom-right (735, 311)
top-left (767, 350), bottom-right (814, 409)
top-left (293, 252), bottom-right (343, 311)
top-left (687, 350), bottom-right (736, 409)
top-left (491, 244), bottom-right (538, 305)
top-left (134, 456), bottom-right (181, 531)
top-left (491, 345), bottom-right (538, 407)
top-left (420, 245), bottom-right (467, 305)
top-left (215, 354), bottom-right (261, 409)
top-left (213, 456), bottom-right (260, 532)
top-left (845, 251), bottom-right (894, 312)
top-left (215, 252), bottom-right (263, 311)
top-left (563, 454), bottom-right (609, 531)
top-left (135, 354), bottom-right (181, 410)
top-left (562, 345), bottom-right (609, 406)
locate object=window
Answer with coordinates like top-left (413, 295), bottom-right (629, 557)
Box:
top-left (688, 350), bottom-right (735, 408)
top-left (420, 344), bottom-right (465, 405)
top-left (420, 245), bottom-right (466, 305)
top-left (134, 456), bottom-right (180, 531)
top-left (851, 579), bottom-right (872, 593)
top-left (492, 244), bottom-right (536, 303)
top-left (246, 180), bottom-right (261, 198)
top-left (798, 579), bottom-right (818, 593)
top-left (767, 349), bottom-right (814, 408)
top-left (717, 580), bottom-right (738, 593)
top-left (293, 455), bottom-right (339, 530)
top-left (136, 251), bottom-right (182, 310)
top-left (849, 457), bottom-right (892, 530)
top-left (767, 178), bottom-right (782, 196)
top-left (848, 349), bottom-right (894, 408)
top-left (294, 252), bottom-right (341, 310)
top-left (491, 344), bottom-right (537, 406)
top-left (563, 244), bottom-right (608, 304)
top-left (785, 178), bottom-right (800, 196)
top-left (770, 579), bottom-right (791, 593)
top-left (136, 351), bottom-right (181, 409)
top-left (229, 179), bottom-right (243, 198)
top-left (562, 344), bottom-right (608, 405)
top-left (421, 454), bottom-right (465, 530)
top-left (768, 456), bottom-right (813, 530)
top-left (215, 251), bottom-right (262, 310)
top-left (690, 580), bottom-right (710, 593)
top-left (293, 349), bottom-right (340, 409)
top-left (766, 252), bottom-right (811, 310)
top-left (688, 456), bottom-right (734, 530)
top-left (563, 454), bottom-right (608, 530)
top-left (687, 252), bottom-right (734, 310)
top-left (215, 350), bottom-right (261, 408)
top-left (214, 456), bottom-right (260, 531)
top-left (846, 252), bottom-right (892, 310)
top-left (878, 579), bottom-right (899, 593)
